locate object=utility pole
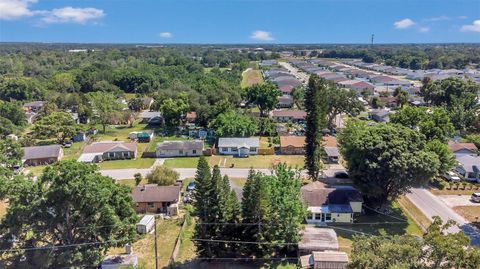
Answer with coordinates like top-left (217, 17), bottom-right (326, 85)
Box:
top-left (371, 34), bottom-right (375, 46)
top-left (154, 216), bottom-right (158, 269)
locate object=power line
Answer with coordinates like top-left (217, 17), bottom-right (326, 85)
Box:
top-left (0, 239), bottom-right (125, 253)
top-left (191, 238), bottom-right (298, 246)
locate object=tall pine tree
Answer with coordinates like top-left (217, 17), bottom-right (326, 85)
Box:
top-left (193, 156), bottom-right (214, 257)
top-left (305, 75), bottom-right (328, 180)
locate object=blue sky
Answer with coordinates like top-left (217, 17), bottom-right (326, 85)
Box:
top-left (0, 0), bottom-right (479, 43)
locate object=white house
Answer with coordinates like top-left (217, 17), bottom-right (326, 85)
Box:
top-left (156, 140), bottom-right (204, 157)
top-left (217, 137), bottom-right (260, 157)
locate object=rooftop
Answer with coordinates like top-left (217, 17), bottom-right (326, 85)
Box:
top-left (132, 184), bottom-right (181, 203)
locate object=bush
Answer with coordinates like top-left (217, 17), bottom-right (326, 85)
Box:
top-left (146, 166), bottom-right (179, 186)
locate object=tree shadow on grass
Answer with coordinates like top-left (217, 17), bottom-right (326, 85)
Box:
top-left (327, 206), bottom-right (412, 241)
top-left (169, 259), bottom-right (297, 269)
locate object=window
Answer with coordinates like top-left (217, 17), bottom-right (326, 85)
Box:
top-left (307, 212), bottom-right (313, 220)
top-left (108, 152), bottom-right (115, 158)
top-left (231, 147), bottom-right (238, 152)
top-left (222, 147), bottom-right (228, 152)
top-left (250, 147), bottom-right (257, 152)
top-left (192, 150), bottom-right (197, 154)
top-left (179, 150), bottom-right (184, 155)
top-left (123, 152), bottom-right (129, 158)
top-left (314, 213), bottom-right (322, 220)
top-left (147, 202), bottom-right (155, 208)
top-left (325, 213), bottom-right (332, 221)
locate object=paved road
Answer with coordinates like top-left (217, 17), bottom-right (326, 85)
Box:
top-left (101, 167), bottom-right (272, 180)
top-left (278, 61), bottom-right (309, 84)
top-left (406, 188), bottom-right (480, 245)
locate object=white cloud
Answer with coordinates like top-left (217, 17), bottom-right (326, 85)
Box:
top-left (394, 18), bottom-right (415, 29)
top-left (41, 7), bottom-right (104, 24)
top-left (250, 30), bottom-right (274, 41)
top-left (159, 32), bottom-right (172, 38)
top-left (460, 20), bottom-right (480, 32)
top-left (419, 27), bottom-right (430, 33)
top-left (425, 16), bottom-right (450, 22)
top-left (0, 0), bottom-right (36, 20)
top-left (458, 16), bottom-right (468, 20)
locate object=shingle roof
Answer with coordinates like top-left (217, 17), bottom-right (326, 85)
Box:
top-left (324, 147), bottom-right (340, 157)
top-left (272, 110), bottom-right (306, 119)
top-left (23, 145), bottom-right (62, 160)
top-left (322, 136), bottom-right (337, 147)
top-left (157, 140), bottom-right (204, 151)
top-left (448, 141), bottom-right (478, 153)
top-left (299, 226), bottom-right (339, 252)
top-left (301, 182), bottom-right (363, 207)
top-left (131, 184), bottom-right (181, 203)
top-left (313, 251), bottom-right (349, 263)
top-left (218, 137), bottom-right (259, 148)
top-left (280, 136), bottom-right (306, 148)
top-left (83, 141), bottom-right (137, 154)
top-left (457, 155), bottom-right (480, 173)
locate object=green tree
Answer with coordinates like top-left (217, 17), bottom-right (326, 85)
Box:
top-left (0, 139), bottom-right (23, 178)
top-left (304, 76), bottom-right (328, 180)
top-left (0, 161), bottom-right (138, 268)
top-left (390, 106), bottom-right (455, 142)
top-left (128, 98), bottom-right (144, 112)
top-left (0, 77), bottom-right (45, 101)
top-left (33, 111), bottom-right (78, 142)
top-left (338, 122), bottom-right (440, 206)
top-left (291, 86), bottom-right (305, 109)
top-left (146, 165), bottom-right (179, 186)
top-left (325, 87), bottom-right (364, 129)
top-left (245, 83), bottom-right (281, 117)
top-left (193, 156), bottom-right (214, 257)
top-left (0, 117), bottom-right (17, 138)
top-left (393, 87), bottom-right (409, 108)
top-left (0, 101), bottom-right (27, 127)
top-left (87, 91), bottom-right (121, 133)
top-left (211, 110), bottom-right (257, 137)
top-left (421, 77), bottom-right (479, 132)
top-left (160, 96), bottom-right (189, 127)
top-left (134, 172), bottom-right (142, 186)
top-left (425, 140), bottom-right (456, 175)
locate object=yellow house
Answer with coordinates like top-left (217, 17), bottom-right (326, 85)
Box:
top-left (301, 181), bottom-right (363, 224)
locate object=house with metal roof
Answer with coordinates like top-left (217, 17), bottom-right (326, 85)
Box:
top-left (455, 155), bottom-right (480, 182)
top-left (218, 137), bottom-right (260, 157)
top-left (300, 251), bottom-right (349, 269)
top-left (156, 140), bottom-right (204, 157)
top-left (301, 182), bottom-right (363, 224)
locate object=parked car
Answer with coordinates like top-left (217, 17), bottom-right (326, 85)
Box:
top-left (444, 171), bottom-right (461, 182)
top-left (187, 182), bottom-right (196, 192)
top-left (471, 193), bottom-right (480, 203)
top-left (334, 171), bottom-right (349, 179)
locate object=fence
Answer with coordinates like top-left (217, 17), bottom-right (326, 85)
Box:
top-left (168, 217), bottom-right (189, 266)
top-left (258, 148), bottom-right (275, 155)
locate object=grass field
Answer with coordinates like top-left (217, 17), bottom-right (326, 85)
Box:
top-left (453, 206), bottom-right (480, 225)
top-left (96, 158), bottom-right (155, 170)
top-left (147, 135), bottom-right (189, 152)
top-left (241, 68), bottom-right (264, 88)
top-left (164, 155), bottom-right (305, 169)
top-left (333, 202), bottom-right (424, 250)
top-left (397, 195), bottom-right (432, 231)
top-left (108, 218), bottom-right (183, 269)
top-left (176, 218), bottom-right (197, 263)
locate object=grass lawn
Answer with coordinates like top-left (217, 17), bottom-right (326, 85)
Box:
top-left (209, 155), bottom-right (304, 169)
top-left (397, 195), bottom-right (432, 230)
top-left (331, 202), bottom-right (424, 250)
top-left (164, 157), bottom-right (201, 168)
top-left (96, 123), bottom-right (160, 142)
top-left (117, 178), bottom-right (149, 189)
top-left (241, 68), bottom-right (263, 88)
top-left (108, 218), bottom-right (183, 269)
top-left (96, 158), bottom-right (155, 170)
top-left (24, 165), bottom-right (47, 177)
top-left (429, 188), bottom-right (480, 195)
top-left (453, 206), bottom-right (480, 226)
top-left (63, 141), bottom-right (86, 160)
top-left (176, 218), bottom-right (197, 263)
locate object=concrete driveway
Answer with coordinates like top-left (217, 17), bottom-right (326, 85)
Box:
top-left (438, 195), bottom-right (479, 207)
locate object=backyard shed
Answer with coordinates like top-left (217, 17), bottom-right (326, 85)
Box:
top-left (136, 215), bottom-right (155, 234)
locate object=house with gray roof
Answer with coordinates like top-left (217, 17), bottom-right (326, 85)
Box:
top-left (78, 141), bottom-right (137, 163)
top-left (218, 137), bottom-right (260, 157)
top-left (22, 145), bottom-right (63, 166)
top-left (156, 140), bottom-right (204, 157)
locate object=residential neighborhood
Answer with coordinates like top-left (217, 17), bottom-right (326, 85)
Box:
top-left (1, 3), bottom-right (480, 267)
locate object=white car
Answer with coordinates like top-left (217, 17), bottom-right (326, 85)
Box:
top-left (471, 193), bottom-right (480, 203)
top-left (444, 171), bottom-right (461, 182)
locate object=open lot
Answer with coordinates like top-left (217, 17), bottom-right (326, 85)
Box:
top-left (108, 218), bottom-right (182, 269)
top-left (332, 202), bottom-right (424, 250)
top-left (453, 206), bottom-right (480, 228)
top-left (241, 68), bottom-right (264, 88)
top-left (164, 155), bottom-right (305, 169)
